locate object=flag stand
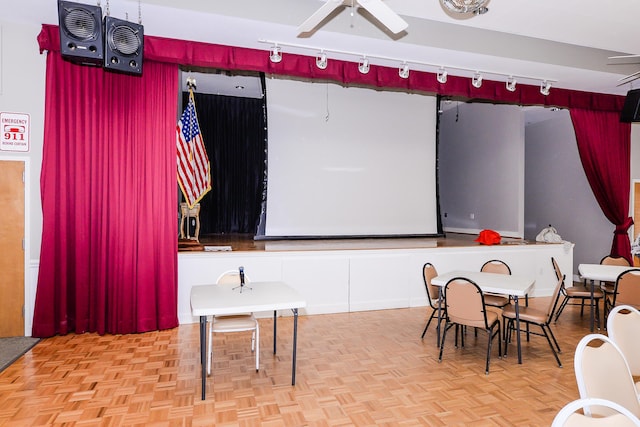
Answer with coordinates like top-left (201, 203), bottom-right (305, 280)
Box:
top-left (179, 202), bottom-right (200, 241)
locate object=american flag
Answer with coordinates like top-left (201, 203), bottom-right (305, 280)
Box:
top-left (177, 91), bottom-right (211, 208)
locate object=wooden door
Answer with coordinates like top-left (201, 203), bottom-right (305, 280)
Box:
top-left (633, 181), bottom-right (640, 266)
top-left (0, 160), bottom-right (25, 337)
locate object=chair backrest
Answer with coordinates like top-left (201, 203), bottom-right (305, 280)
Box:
top-left (216, 270), bottom-right (251, 286)
top-left (601, 255), bottom-right (631, 267)
top-left (551, 398), bottom-right (640, 427)
top-left (444, 278), bottom-right (488, 329)
top-left (422, 263), bottom-right (440, 308)
top-left (551, 257), bottom-right (564, 283)
top-left (545, 274), bottom-right (565, 322)
top-left (551, 257), bottom-right (565, 290)
top-left (480, 259), bottom-right (511, 275)
top-left (614, 269), bottom-right (640, 308)
top-left (607, 305), bottom-right (640, 376)
top-left (574, 334), bottom-right (640, 418)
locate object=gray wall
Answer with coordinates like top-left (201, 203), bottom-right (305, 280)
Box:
top-left (439, 103), bottom-right (616, 277)
top-left (524, 111), bottom-right (613, 274)
top-left (439, 102), bottom-right (524, 237)
top-left (0, 21), bottom-right (46, 261)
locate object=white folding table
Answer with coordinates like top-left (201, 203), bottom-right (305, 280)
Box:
top-left (190, 281), bottom-right (307, 400)
top-left (431, 270), bottom-right (535, 364)
top-left (578, 264), bottom-right (637, 332)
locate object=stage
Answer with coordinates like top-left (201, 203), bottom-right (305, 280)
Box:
top-left (177, 233), bottom-right (573, 325)
top-left (179, 232), bottom-right (539, 253)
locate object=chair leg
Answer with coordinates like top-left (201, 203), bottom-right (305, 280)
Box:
top-left (454, 324), bottom-right (460, 348)
top-left (485, 323), bottom-right (501, 375)
top-left (438, 323), bottom-right (451, 362)
top-left (437, 315), bottom-right (446, 347)
top-left (497, 323), bottom-right (502, 359)
top-left (485, 328), bottom-right (492, 375)
top-left (541, 325), bottom-right (562, 367)
top-left (504, 318), bottom-right (521, 358)
top-left (554, 296), bottom-right (569, 322)
top-left (421, 309), bottom-right (436, 339)
top-left (546, 324), bottom-right (562, 353)
top-left (502, 317), bottom-right (508, 345)
top-left (503, 318), bottom-right (513, 358)
top-left (604, 295), bottom-right (614, 328)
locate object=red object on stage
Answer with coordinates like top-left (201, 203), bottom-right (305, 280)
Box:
top-left (475, 230), bottom-right (502, 245)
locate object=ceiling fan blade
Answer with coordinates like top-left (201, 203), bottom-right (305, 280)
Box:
top-left (297, 0), bottom-right (344, 34)
top-left (617, 70), bottom-right (640, 86)
top-left (609, 54), bottom-right (640, 60)
top-left (357, 0), bottom-right (408, 34)
top-left (608, 54), bottom-right (640, 66)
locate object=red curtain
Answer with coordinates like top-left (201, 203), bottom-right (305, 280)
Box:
top-left (32, 52), bottom-right (179, 337)
top-left (570, 109), bottom-right (633, 264)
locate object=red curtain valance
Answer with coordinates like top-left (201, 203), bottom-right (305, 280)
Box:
top-left (38, 24), bottom-right (625, 113)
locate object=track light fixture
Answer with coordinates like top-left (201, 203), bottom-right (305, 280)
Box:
top-left (269, 45), bottom-right (282, 63)
top-left (540, 80), bottom-right (552, 96)
top-left (316, 51), bottom-right (328, 69)
top-left (437, 67), bottom-right (448, 84)
top-left (270, 45), bottom-right (282, 63)
top-left (472, 72), bottom-right (483, 88)
top-left (258, 40), bottom-right (557, 94)
top-left (399, 62), bottom-right (409, 79)
top-left (358, 57), bottom-right (370, 74)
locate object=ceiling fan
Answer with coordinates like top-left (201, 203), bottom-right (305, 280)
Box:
top-left (297, 0), bottom-right (409, 35)
top-left (608, 54), bottom-right (640, 86)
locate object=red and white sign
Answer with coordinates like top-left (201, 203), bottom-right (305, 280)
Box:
top-left (1, 112), bottom-right (30, 152)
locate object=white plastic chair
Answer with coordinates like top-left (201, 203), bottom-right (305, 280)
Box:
top-left (607, 305), bottom-right (640, 395)
top-left (207, 270), bottom-right (259, 375)
top-left (551, 398), bottom-right (640, 427)
top-left (574, 334), bottom-right (640, 418)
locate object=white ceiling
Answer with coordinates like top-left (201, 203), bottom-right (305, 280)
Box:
top-left (9, 0), bottom-right (640, 97)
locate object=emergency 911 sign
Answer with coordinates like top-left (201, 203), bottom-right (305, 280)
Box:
top-left (1, 112), bottom-right (30, 152)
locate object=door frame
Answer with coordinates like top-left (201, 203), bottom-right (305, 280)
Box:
top-left (0, 155), bottom-right (31, 336)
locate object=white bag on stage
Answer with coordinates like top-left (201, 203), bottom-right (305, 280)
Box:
top-left (536, 225), bottom-right (563, 243)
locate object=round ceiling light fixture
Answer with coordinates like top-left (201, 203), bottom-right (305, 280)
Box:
top-left (440, 0), bottom-right (490, 16)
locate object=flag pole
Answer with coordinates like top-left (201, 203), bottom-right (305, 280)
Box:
top-left (177, 74), bottom-right (211, 242)
top-left (185, 77), bottom-right (196, 240)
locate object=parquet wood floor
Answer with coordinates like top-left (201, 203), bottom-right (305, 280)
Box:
top-left (0, 298), bottom-right (600, 426)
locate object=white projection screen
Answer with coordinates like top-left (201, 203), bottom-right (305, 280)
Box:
top-left (262, 77), bottom-right (438, 238)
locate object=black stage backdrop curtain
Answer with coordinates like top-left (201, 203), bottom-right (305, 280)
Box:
top-left (182, 91), bottom-right (266, 235)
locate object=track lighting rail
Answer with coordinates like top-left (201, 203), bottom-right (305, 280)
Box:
top-left (259, 39), bottom-right (557, 95)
